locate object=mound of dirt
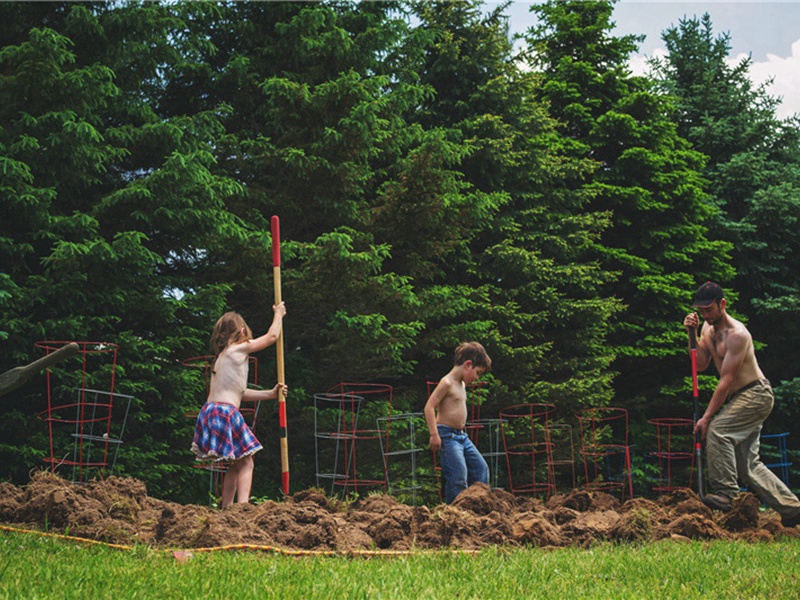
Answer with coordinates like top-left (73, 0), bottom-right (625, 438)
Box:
top-left (1, 472), bottom-right (798, 551)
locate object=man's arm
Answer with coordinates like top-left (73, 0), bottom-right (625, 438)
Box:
top-left (694, 330), bottom-right (749, 438)
top-left (695, 328), bottom-right (714, 371)
top-left (684, 312), bottom-right (712, 371)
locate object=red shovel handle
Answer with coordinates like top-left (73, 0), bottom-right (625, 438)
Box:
top-left (688, 328), bottom-right (699, 396)
top-left (688, 322), bottom-right (704, 497)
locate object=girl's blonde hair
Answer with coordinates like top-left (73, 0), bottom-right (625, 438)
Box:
top-left (210, 312), bottom-right (252, 370)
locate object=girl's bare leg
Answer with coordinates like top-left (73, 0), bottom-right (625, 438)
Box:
top-left (221, 461), bottom-right (240, 509)
top-left (236, 455), bottom-right (255, 504)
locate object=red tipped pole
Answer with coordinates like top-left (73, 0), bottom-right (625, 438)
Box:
top-left (689, 328), bottom-right (704, 498)
top-left (271, 215), bottom-right (289, 495)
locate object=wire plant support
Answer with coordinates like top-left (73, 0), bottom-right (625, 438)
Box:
top-left (760, 432), bottom-right (792, 488)
top-left (647, 417), bottom-right (695, 493)
top-left (36, 341), bottom-right (133, 484)
top-left (377, 412), bottom-right (426, 504)
top-left (547, 423), bottom-right (577, 492)
top-left (577, 407), bottom-right (634, 501)
top-left (499, 403), bottom-right (557, 499)
top-left (314, 383), bottom-right (393, 498)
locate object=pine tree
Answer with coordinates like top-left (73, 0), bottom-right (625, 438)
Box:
top-left (396, 1), bottom-right (622, 414)
top-left (651, 14), bottom-right (800, 390)
top-left (0, 2), bottom-right (251, 499)
top-left (649, 13), bottom-right (800, 428)
top-left (524, 1), bottom-right (732, 415)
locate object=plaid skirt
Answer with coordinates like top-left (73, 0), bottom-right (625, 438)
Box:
top-left (191, 402), bottom-right (262, 462)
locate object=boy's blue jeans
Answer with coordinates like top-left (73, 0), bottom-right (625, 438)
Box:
top-left (437, 424), bottom-right (489, 503)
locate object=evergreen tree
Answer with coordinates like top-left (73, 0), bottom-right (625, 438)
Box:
top-left (0, 2), bottom-right (252, 499)
top-left (154, 1), bottom-right (441, 493)
top-left (523, 1), bottom-right (732, 417)
top-left (162, 1), bottom-right (429, 400)
top-left (649, 14), bottom-right (800, 398)
top-left (398, 1), bottom-right (622, 415)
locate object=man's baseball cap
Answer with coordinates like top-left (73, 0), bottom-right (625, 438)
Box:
top-left (691, 281), bottom-right (724, 308)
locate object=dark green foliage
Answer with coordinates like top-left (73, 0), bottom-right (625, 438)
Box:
top-left (523, 1), bottom-right (732, 417)
top-left (403, 1), bottom-right (621, 416)
top-left (0, 1), bottom-right (248, 499)
top-left (649, 13), bottom-right (800, 441)
top-left (2, 1), bottom-right (797, 503)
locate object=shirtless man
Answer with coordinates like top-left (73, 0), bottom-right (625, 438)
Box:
top-left (684, 281), bottom-right (800, 526)
top-left (425, 342), bottom-right (491, 503)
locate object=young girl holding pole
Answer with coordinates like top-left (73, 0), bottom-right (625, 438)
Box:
top-left (191, 303), bottom-right (287, 508)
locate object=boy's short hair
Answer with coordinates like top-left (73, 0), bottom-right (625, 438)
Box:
top-left (454, 341), bottom-right (491, 371)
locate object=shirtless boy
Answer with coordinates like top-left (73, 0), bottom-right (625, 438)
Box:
top-left (425, 342), bottom-right (491, 503)
top-left (683, 281), bottom-right (800, 526)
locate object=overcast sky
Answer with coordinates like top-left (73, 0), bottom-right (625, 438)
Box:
top-left (501, 1), bottom-right (800, 119)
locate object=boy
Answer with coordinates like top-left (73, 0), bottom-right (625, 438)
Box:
top-left (425, 342), bottom-right (492, 503)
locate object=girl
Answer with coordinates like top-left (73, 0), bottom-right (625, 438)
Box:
top-left (191, 303), bottom-right (287, 508)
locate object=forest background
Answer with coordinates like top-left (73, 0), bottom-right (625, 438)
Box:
top-left (2, 0), bottom-right (799, 505)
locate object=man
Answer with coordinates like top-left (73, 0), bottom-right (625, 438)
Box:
top-left (683, 281), bottom-right (800, 527)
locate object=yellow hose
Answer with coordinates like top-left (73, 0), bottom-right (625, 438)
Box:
top-left (0, 524), bottom-right (478, 557)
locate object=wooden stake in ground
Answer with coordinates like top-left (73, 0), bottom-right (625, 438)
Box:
top-left (0, 342), bottom-right (79, 398)
top-left (271, 215), bottom-right (290, 495)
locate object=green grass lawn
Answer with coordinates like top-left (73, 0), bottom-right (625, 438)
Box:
top-left (2, 529), bottom-right (799, 599)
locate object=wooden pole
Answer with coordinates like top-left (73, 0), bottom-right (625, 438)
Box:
top-left (271, 215), bottom-right (289, 495)
top-left (0, 342), bottom-right (79, 398)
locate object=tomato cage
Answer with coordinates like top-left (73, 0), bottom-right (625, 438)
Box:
top-left (36, 341), bottom-right (134, 484)
top-left (181, 355), bottom-right (261, 503)
top-left (376, 411), bottom-right (428, 505)
top-left (499, 403), bottom-right (557, 499)
top-left (577, 407), bottom-right (634, 501)
top-left (647, 417), bottom-right (695, 493)
top-left (313, 382), bottom-right (394, 498)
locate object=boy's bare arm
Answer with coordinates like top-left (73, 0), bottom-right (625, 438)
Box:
top-left (424, 378), bottom-right (450, 451)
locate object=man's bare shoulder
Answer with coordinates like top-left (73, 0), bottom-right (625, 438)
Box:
top-left (726, 321), bottom-right (752, 349)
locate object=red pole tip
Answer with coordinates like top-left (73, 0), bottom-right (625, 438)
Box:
top-left (271, 215), bottom-right (280, 267)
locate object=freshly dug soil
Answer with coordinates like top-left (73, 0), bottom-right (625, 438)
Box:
top-left (1, 471), bottom-right (797, 551)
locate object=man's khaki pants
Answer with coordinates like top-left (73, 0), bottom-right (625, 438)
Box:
top-left (705, 381), bottom-right (800, 517)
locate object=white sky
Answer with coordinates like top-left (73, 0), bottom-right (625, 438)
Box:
top-left (502, 1), bottom-right (800, 119)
